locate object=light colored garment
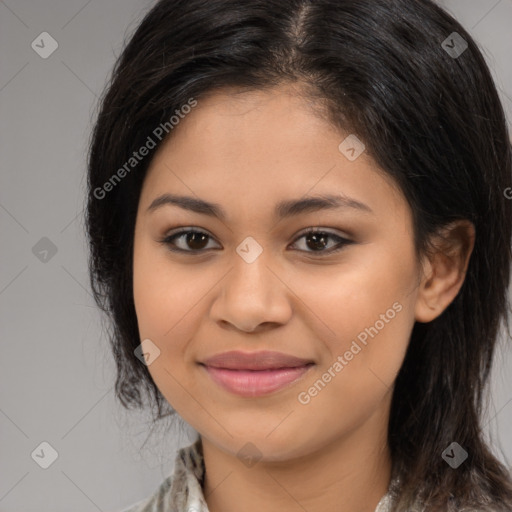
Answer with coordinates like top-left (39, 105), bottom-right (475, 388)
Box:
top-left (119, 437), bottom-right (400, 512)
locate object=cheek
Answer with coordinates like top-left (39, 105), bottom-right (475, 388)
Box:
top-left (292, 247), bottom-right (416, 391)
top-left (287, 248), bottom-right (415, 339)
top-left (133, 239), bottom-right (198, 340)
top-left (132, 243), bottom-right (202, 411)
top-left (297, 300), bottom-right (413, 430)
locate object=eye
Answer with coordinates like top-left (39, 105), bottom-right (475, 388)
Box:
top-left (290, 228), bottom-right (353, 255)
top-left (160, 228), bottom-right (220, 253)
top-left (159, 227), bottom-right (353, 255)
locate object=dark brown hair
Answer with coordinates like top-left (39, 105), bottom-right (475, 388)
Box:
top-left (85, 0), bottom-right (512, 509)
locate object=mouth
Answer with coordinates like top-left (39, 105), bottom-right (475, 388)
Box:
top-left (198, 350), bottom-right (315, 397)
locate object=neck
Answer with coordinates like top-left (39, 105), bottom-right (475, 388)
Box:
top-left (201, 400), bottom-right (393, 512)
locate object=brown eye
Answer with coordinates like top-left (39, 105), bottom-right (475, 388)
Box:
top-left (159, 227), bottom-right (353, 256)
top-left (182, 231), bottom-right (209, 250)
top-left (291, 229), bottom-right (353, 255)
top-left (305, 232), bottom-right (330, 251)
top-left (161, 229), bottom-right (219, 253)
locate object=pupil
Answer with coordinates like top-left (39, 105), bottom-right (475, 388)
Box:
top-left (307, 233), bottom-right (327, 251)
top-left (187, 232), bottom-right (208, 250)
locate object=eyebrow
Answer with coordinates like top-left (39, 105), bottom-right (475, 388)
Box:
top-left (146, 193), bottom-right (374, 220)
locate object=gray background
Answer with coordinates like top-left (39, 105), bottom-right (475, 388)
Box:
top-left (1, 1), bottom-right (511, 511)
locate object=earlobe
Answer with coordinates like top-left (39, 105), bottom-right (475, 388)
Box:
top-left (414, 220), bottom-right (475, 324)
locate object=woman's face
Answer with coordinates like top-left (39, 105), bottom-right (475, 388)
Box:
top-left (133, 85), bottom-right (424, 461)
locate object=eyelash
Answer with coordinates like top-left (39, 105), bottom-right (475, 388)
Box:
top-left (158, 228), bottom-right (353, 256)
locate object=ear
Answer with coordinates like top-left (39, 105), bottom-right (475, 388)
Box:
top-left (414, 220), bottom-right (475, 323)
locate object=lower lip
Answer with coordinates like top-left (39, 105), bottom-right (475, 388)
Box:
top-left (201, 364), bottom-right (314, 397)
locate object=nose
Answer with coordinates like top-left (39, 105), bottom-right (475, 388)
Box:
top-left (209, 246), bottom-right (293, 333)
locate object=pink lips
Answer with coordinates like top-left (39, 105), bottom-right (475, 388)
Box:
top-left (199, 350), bottom-right (315, 397)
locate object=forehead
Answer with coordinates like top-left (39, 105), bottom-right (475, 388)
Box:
top-left (140, 86), bottom-right (407, 224)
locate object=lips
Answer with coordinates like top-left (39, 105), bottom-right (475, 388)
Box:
top-left (199, 350), bottom-right (315, 397)
top-left (201, 350), bottom-right (314, 370)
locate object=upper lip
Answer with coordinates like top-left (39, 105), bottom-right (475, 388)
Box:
top-left (201, 350), bottom-right (314, 370)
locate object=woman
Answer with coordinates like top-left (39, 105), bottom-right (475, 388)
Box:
top-left (86, 0), bottom-right (512, 510)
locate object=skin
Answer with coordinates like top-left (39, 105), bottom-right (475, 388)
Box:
top-left (132, 84), bottom-right (475, 512)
